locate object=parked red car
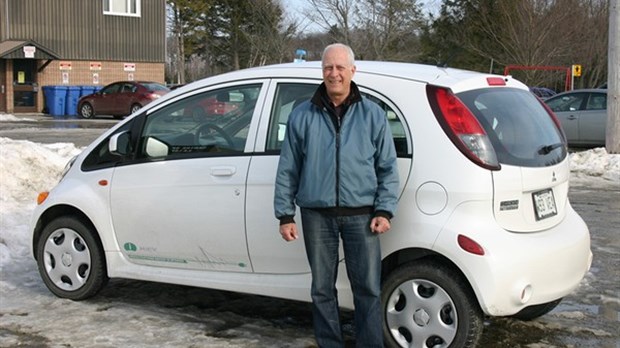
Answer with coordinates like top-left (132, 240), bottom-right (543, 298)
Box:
top-left (77, 81), bottom-right (170, 119)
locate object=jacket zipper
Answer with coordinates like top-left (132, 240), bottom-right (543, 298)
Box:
top-left (335, 113), bottom-right (341, 208)
top-left (324, 106), bottom-right (342, 208)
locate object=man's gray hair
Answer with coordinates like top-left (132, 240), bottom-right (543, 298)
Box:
top-left (322, 43), bottom-right (355, 65)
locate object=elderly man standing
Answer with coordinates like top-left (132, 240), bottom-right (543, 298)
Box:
top-left (274, 43), bottom-right (400, 347)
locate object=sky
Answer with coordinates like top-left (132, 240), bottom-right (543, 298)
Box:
top-left (283, 0), bottom-right (443, 34)
top-left (0, 113), bottom-right (618, 346)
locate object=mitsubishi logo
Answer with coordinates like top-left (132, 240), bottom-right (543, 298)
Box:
top-left (552, 171), bottom-right (557, 182)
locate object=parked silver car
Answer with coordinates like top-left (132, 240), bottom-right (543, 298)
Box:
top-left (544, 89), bottom-right (607, 147)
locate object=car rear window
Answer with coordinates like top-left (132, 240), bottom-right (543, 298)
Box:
top-left (457, 88), bottom-right (566, 167)
top-left (142, 83), bottom-right (170, 91)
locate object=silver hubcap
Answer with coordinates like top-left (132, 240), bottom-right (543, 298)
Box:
top-left (386, 279), bottom-right (457, 347)
top-left (43, 228), bottom-right (91, 291)
top-left (81, 105), bottom-right (92, 117)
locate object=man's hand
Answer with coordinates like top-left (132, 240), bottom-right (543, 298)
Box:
top-left (280, 223), bottom-right (299, 241)
top-left (370, 216), bottom-right (391, 234)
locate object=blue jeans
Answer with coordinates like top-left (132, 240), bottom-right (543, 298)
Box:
top-left (301, 208), bottom-right (383, 348)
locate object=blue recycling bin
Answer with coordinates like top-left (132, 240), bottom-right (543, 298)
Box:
top-left (80, 85), bottom-right (96, 97)
top-left (65, 86), bottom-right (82, 116)
top-left (42, 86), bottom-right (68, 116)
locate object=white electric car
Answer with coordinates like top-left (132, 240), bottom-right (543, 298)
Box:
top-left (31, 61), bottom-right (592, 348)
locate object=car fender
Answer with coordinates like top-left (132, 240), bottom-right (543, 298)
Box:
top-left (31, 167), bottom-right (120, 257)
top-left (432, 199), bottom-right (591, 316)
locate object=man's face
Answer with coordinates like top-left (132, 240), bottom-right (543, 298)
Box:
top-left (322, 47), bottom-right (356, 101)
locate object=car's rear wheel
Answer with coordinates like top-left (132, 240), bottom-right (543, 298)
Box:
top-left (129, 103), bottom-right (142, 115)
top-left (36, 216), bottom-right (108, 300)
top-left (79, 103), bottom-right (94, 119)
top-left (382, 261), bottom-right (483, 348)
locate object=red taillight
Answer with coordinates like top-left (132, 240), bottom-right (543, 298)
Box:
top-left (144, 92), bottom-right (161, 100)
top-left (427, 85), bottom-right (500, 170)
top-left (458, 234), bottom-right (485, 255)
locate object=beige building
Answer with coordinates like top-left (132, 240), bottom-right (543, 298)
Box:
top-left (0, 0), bottom-right (166, 114)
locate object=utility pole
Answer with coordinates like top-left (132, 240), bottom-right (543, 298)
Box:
top-left (608, 0), bottom-right (619, 153)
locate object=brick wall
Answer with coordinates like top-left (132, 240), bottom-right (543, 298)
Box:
top-left (36, 60), bottom-right (165, 113)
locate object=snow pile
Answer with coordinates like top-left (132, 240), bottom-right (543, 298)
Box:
top-left (0, 114), bottom-right (36, 122)
top-left (569, 147), bottom-right (620, 182)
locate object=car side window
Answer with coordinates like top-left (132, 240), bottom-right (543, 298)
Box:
top-left (364, 94), bottom-right (408, 156)
top-left (137, 84), bottom-right (261, 159)
top-left (82, 120), bottom-right (134, 171)
top-left (546, 93), bottom-right (586, 112)
top-left (266, 83), bottom-right (317, 151)
top-left (266, 83), bottom-right (409, 157)
top-left (102, 83), bottom-right (121, 94)
top-left (123, 83), bottom-right (137, 93)
top-left (586, 93), bottom-right (606, 110)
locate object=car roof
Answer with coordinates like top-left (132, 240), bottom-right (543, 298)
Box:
top-left (107, 81), bottom-right (161, 84)
top-left (549, 88), bottom-right (607, 97)
top-left (159, 61), bottom-right (529, 107)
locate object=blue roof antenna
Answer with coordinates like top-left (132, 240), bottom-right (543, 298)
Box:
top-left (294, 49), bottom-right (307, 63)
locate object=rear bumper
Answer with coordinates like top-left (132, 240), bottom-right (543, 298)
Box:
top-left (435, 200), bottom-right (591, 316)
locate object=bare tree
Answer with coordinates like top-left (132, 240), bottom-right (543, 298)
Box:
top-left (459, 0), bottom-right (608, 89)
top-left (355, 0), bottom-right (424, 61)
top-left (166, 0), bottom-right (214, 83)
top-left (304, 0), bottom-right (359, 44)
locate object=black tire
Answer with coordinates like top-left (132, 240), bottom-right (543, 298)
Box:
top-left (129, 103), bottom-right (142, 115)
top-left (510, 298), bottom-right (562, 321)
top-left (382, 261), bottom-right (483, 348)
top-left (79, 102), bottom-right (95, 119)
top-left (35, 216), bottom-right (108, 300)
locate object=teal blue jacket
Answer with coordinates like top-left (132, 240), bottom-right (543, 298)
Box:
top-left (274, 82), bottom-right (399, 223)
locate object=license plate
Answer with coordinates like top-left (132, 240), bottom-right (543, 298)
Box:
top-left (532, 189), bottom-right (557, 220)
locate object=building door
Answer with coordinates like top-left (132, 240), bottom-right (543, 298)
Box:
top-left (0, 60), bottom-right (6, 112)
top-left (13, 59), bottom-right (38, 113)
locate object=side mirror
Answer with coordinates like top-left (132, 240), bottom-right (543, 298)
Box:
top-left (109, 131), bottom-right (132, 156)
top-left (145, 137), bottom-right (169, 157)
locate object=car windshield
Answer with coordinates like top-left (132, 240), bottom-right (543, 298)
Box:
top-left (458, 88), bottom-right (566, 167)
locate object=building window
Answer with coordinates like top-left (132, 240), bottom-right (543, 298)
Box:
top-left (103, 0), bottom-right (140, 17)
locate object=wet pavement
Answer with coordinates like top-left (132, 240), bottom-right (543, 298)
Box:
top-left (0, 113), bottom-right (117, 147)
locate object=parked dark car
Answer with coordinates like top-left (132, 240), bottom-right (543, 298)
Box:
top-left (544, 89), bottom-right (607, 147)
top-left (529, 87), bottom-right (557, 100)
top-left (77, 81), bottom-right (170, 119)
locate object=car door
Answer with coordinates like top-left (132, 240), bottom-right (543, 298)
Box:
top-left (110, 81), bottom-right (266, 272)
top-left (96, 82), bottom-right (122, 115)
top-left (112, 83), bottom-right (135, 115)
top-left (579, 92), bottom-right (607, 146)
top-left (245, 80), bottom-right (412, 274)
top-left (546, 92), bottom-right (587, 144)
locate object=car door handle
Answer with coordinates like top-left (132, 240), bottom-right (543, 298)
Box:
top-left (211, 166), bottom-right (236, 176)
top-left (567, 115), bottom-right (577, 120)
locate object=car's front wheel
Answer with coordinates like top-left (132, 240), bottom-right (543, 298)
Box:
top-left (79, 102), bottom-right (94, 119)
top-left (36, 216), bottom-right (108, 300)
top-left (382, 261), bottom-right (483, 348)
